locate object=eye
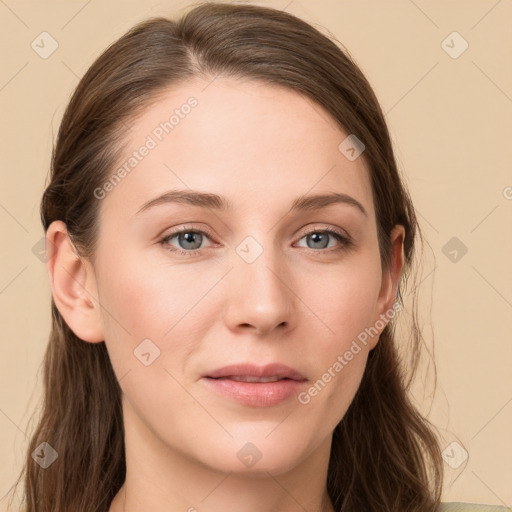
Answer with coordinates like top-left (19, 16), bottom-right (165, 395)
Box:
top-left (295, 228), bottom-right (351, 252)
top-left (158, 227), bottom-right (214, 257)
top-left (158, 225), bottom-right (352, 257)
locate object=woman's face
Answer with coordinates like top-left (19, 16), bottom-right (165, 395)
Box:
top-left (80, 77), bottom-right (403, 475)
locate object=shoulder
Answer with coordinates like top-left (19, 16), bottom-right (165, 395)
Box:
top-left (440, 503), bottom-right (511, 512)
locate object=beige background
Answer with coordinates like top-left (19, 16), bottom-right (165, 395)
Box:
top-left (1, 0), bottom-right (511, 509)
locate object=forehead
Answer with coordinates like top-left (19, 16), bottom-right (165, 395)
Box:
top-left (99, 77), bottom-right (374, 220)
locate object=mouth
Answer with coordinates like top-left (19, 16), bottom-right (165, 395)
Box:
top-left (202, 363), bottom-right (307, 407)
top-left (204, 363), bottom-right (306, 381)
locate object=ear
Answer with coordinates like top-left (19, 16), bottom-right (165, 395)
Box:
top-left (369, 224), bottom-right (405, 350)
top-left (45, 220), bottom-right (104, 343)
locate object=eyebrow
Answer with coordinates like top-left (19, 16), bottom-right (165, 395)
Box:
top-left (136, 189), bottom-right (368, 217)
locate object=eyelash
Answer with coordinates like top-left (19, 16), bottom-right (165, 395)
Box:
top-left (157, 225), bottom-right (353, 257)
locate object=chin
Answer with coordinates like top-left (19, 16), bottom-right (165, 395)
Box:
top-left (192, 428), bottom-right (315, 477)
top-left (208, 450), bottom-right (307, 477)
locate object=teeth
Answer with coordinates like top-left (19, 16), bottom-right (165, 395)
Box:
top-left (228, 375), bottom-right (283, 383)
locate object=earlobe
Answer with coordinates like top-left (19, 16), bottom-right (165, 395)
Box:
top-left (46, 220), bottom-right (104, 343)
top-left (370, 225), bottom-right (406, 350)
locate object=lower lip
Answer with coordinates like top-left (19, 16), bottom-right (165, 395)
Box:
top-left (202, 377), bottom-right (306, 407)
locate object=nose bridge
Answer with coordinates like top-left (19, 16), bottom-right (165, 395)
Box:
top-left (224, 233), bottom-right (294, 333)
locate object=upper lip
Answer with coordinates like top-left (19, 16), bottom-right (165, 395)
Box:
top-left (204, 363), bottom-right (306, 381)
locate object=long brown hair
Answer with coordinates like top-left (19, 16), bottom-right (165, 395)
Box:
top-left (8, 2), bottom-right (442, 510)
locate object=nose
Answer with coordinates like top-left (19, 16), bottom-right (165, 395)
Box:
top-left (223, 242), bottom-right (295, 336)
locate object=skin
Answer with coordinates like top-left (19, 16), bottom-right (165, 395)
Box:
top-left (47, 77), bottom-right (404, 512)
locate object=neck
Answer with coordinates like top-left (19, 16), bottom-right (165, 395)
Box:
top-left (113, 473), bottom-right (335, 512)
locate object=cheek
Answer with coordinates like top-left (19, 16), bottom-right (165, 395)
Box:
top-left (302, 253), bottom-right (382, 346)
top-left (97, 251), bottom-right (218, 337)
top-left (95, 249), bottom-right (229, 377)
top-left (295, 254), bottom-right (381, 414)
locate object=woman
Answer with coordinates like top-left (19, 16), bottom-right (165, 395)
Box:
top-left (9, 2), bottom-right (507, 511)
